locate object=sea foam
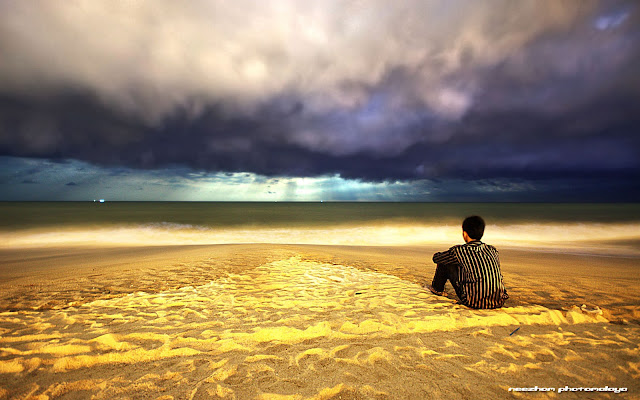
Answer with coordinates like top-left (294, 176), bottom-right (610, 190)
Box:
top-left (1, 222), bottom-right (639, 255)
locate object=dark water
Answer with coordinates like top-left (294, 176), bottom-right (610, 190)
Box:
top-left (1, 202), bottom-right (639, 230)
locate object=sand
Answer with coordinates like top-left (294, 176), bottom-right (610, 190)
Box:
top-left (0, 244), bottom-right (638, 399)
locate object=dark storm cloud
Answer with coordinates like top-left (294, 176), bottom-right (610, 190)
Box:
top-left (0, 0), bottom-right (639, 200)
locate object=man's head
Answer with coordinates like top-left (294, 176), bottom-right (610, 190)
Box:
top-left (462, 215), bottom-right (485, 241)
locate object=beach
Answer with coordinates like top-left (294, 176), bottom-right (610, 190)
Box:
top-left (1, 242), bottom-right (638, 399)
top-left (2, 0), bottom-right (639, 397)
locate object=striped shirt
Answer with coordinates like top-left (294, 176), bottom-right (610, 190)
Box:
top-left (433, 240), bottom-right (508, 309)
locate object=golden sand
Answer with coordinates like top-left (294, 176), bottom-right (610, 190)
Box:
top-left (0, 244), bottom-right (638, 399)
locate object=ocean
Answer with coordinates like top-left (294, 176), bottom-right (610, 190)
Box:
top-left (1, 202), bottom-right (639, 254)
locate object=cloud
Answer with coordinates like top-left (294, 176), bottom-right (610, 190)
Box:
top-left (0, 0), bottom-right (638, 192)
top-left (1, 156), bottom-right (638, 202)
top-left (0, 1), bottom-right (609, 118)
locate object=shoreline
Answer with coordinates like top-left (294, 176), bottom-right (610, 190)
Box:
top-left (1, 243), bottom-right (638, 320)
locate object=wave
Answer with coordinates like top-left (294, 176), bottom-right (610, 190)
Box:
top-left (1, 222), bottom-right (639, 255)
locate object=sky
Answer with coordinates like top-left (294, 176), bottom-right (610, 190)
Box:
top-left (0, 0), bottom-right (639, 201)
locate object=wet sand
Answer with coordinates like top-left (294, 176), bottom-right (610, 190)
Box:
top-left (0, 244), bottom-right (638, 399)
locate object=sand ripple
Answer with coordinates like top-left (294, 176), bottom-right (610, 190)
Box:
top-left (0, 256), bottom-right (637, 399)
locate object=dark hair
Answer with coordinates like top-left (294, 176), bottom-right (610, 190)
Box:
top-left (462, 215), bottom-right (485, 240)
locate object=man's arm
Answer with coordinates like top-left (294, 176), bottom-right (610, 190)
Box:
top-left (432, 248), bottom-right (456, 265)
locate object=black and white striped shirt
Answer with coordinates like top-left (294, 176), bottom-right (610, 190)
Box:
top-left (433, 240), bottom-right (508, 309)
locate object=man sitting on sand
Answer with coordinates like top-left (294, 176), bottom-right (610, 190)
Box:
top-left (426, 216), bottom-right (509, 309)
